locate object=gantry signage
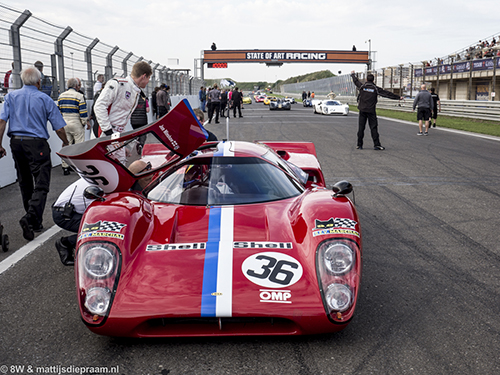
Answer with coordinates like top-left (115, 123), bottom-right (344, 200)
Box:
top-left (203, 49), bottom-right (369, 65)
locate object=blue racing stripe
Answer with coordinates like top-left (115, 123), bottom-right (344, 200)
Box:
top-left (201, 206), bottom-right (222, 317)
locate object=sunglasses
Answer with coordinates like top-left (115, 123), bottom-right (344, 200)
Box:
top-left (138, 161), bottom-right (152, 174)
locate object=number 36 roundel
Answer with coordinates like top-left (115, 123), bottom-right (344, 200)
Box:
top-left (242, 252), bottom-right (303, 288)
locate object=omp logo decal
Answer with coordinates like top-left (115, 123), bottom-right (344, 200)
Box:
top-left (147, 243), bottom-right (206, 251)
top-left (313, 218), bottom-right (359, 238)
top-left (259, 289), bottom-right (292, 304)
top-left (242, 252), bottom-right (303, 288)
top-left (233, 242), bottom-right (292, 249)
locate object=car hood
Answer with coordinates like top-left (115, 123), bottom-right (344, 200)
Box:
top-left (86, 188), bottom-right (360, 322)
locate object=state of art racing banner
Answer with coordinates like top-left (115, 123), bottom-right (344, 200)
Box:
top-left (203, 50), bottom-right (369, 64)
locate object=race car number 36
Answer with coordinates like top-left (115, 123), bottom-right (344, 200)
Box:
top-left (242, 252), bottom-right (303, 288)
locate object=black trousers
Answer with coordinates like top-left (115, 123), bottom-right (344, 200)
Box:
top-left (10, 137), bottom-right (52, 228)
top-left (233, 103), bottom-right (242, 117)
top-left (220, 101), bottom-right (227, 117)
top-left (208, 102), bottom-right (220, 123)
top-left (158, 105), bottom-right (169, 118)
top-left (357, 111), bottom-right (381, 147)
top-left (52, 208), bottom-right (82, 249)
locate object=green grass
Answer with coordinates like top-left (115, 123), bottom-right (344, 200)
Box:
top-left (349, 106), bottom-right (500, 137)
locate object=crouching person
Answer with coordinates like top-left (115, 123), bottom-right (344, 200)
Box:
top-left (52, 178), bottom-right (95, 266)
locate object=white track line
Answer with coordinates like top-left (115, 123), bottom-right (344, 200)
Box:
top-left (0, 225), bottom-right (62, 276)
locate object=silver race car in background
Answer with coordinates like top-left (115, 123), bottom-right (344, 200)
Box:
top-left (313, 100), bottom-right (349, 116)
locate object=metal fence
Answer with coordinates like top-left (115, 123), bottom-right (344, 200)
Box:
top-left (0, 3), bottom-right (203, 100)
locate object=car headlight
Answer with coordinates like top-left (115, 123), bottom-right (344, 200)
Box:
top-left (316, 239), bottom-right (360, 323)
top-left (85, 287), bottom-right (112, 315)
top-left (325, 284), bottom-right (352, 312)
top-left (323, 243), bottom-right (353, 275)
top-left (77, 241), bottom-right (121, 325)
top-left (84, 246), bottom-right (115, 278)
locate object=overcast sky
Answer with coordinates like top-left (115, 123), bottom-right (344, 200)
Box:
top-left (9, 0), bottom-right (500, 83)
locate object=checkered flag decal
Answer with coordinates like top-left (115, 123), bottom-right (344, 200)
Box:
top-left (100, 221), bottom-right (126, 232)
top-left (333, 218), bottom-right (357, 229)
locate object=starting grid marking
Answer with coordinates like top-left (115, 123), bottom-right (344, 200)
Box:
top-left (0, 225), bottom-right (62, 276)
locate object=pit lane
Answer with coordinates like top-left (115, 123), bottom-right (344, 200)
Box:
top-left (1, 100), bottom-right (499, 375)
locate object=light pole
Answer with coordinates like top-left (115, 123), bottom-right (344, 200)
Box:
top-left (409, 63), bottom-right (414, 98)
top-left (70, 52), bottom-right (74, 79)
top-left (365, 39), bottom-right (372, 71)
top-left (399, 64), bottom-right (404, 97)
top-left (449, 54), bottom-right (455, 100)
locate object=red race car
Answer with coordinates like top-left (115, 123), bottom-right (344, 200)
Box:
top-left (254, 95), bottom-right (267, 103)
top-left (58, 100), bottom-right (362, 337)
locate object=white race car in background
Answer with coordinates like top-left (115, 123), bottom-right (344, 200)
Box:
top-left (313, 100), bottom-right (349, 116)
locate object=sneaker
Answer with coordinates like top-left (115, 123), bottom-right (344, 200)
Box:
top-left (19, 217), bottom-right (34, 241)
top-left (433, 123), bottom-right (436, 128)
top-left (63, 167), bottom-right (71, 175)
top-left (374, 146), bottom-right (385, 150)
top-left (424, 132), bottom-right (429, 136)
top-left (356, 145), bottom-right (363, 150)
top-left (417, 132), bottom-right (423, 136)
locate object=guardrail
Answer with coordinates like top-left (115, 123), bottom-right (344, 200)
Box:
top-left (0, 4), bottom-right (202, 99)
top-left (361, 98), bottom-right (500, 121)
top-left (281, 93), bottom-right (500, 122)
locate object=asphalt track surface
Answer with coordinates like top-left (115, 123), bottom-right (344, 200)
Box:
top-left (1, 100), bottom-right (499, 375)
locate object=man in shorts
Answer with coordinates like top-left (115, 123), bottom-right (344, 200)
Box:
top-left (413, 84), bottom-right (434, 136)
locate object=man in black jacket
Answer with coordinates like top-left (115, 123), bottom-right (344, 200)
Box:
top-left (351, 71), bottom-right (401, 150)
top-left (231, 87), bottom-right (243, 118)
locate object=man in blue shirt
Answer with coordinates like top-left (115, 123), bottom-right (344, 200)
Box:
top-left (0, 66), bottom-right (69, 241)
top-left (199, 86), bottom-right (206, 112)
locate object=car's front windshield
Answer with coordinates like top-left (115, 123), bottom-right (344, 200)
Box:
top-left (146, 157), bottom-right (304, 205)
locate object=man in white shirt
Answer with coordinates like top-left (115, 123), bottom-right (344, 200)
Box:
top-left (93, 74), bottom-right (104, 95)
